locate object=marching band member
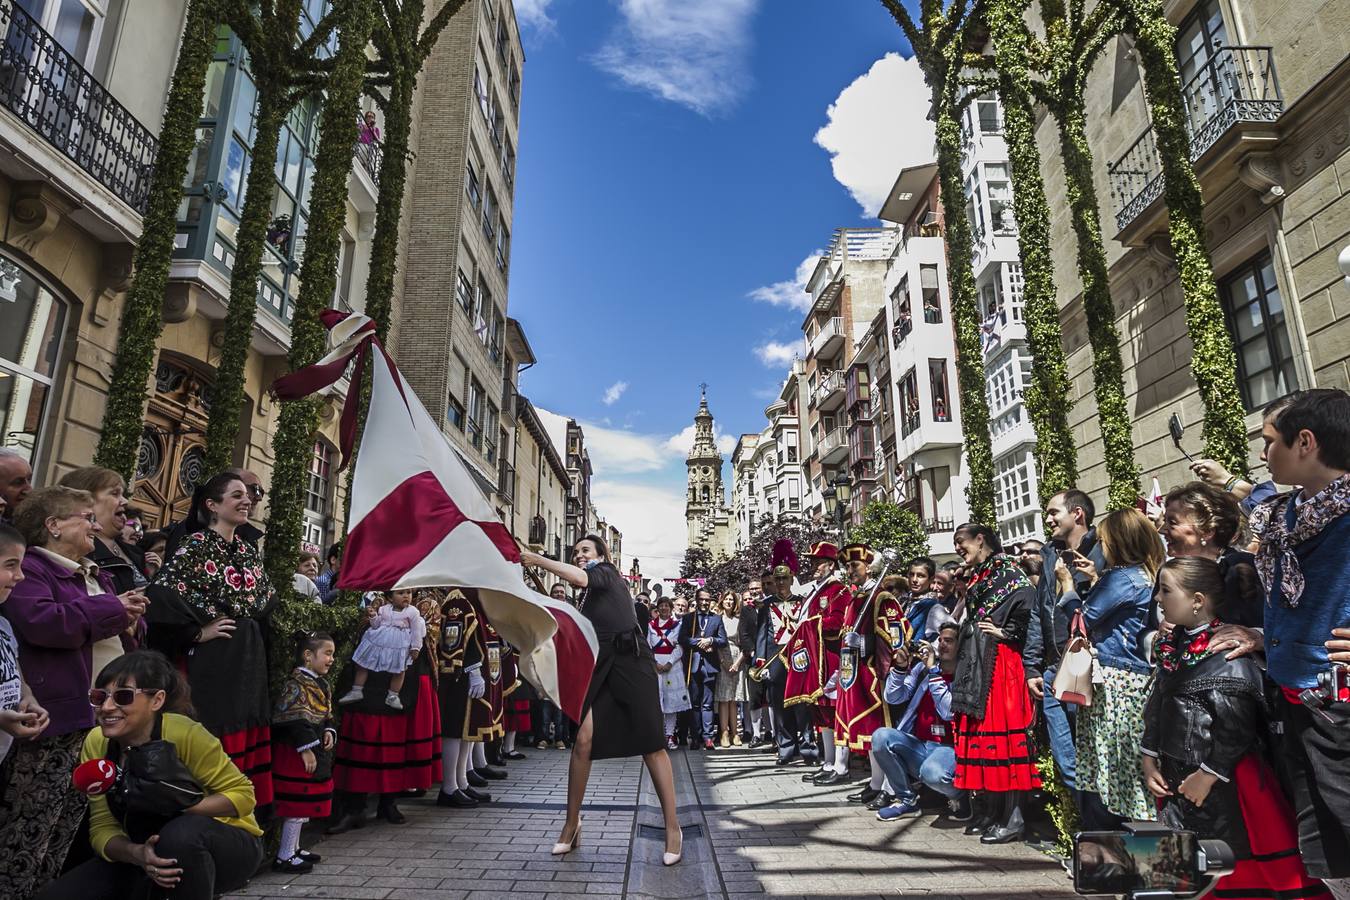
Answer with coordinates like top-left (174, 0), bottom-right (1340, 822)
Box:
top-left (648, 596), bottom-right (692, 750)
top-left (749, 541), bottom-right (806, 765)
top-left (783, 542), bottom-right (851, 785)
top-left (836, 543), bottom-right (893, 809)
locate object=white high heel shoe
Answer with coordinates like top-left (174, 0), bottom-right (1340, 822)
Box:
top-left (551, 819), bottom-right (582, 856)
top-left (663, 828), bottom-right (683, 866)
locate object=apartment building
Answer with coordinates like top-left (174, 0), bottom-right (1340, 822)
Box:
top-left (961, 95), bottom-right (1043, 543)
top-left (875, 163), bottom-right (971, 553)
top-left (0, 1), bottom-right (378, 548)
top-left (730, 432), bottom-right (759, 550)
top-left (563, 418), bottom-right (592, 549)
top-left (729, 359), bottom-right (810, 549)
top-left (800, 227), bottom-right (898, 520)
top-left (1035, 0), bottom-right (1350, 495)
top-left (395, 0), bottom-right (525, 517)
top-left (512, 394), bottom-right (568, 560)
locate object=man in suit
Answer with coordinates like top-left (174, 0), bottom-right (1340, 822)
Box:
top-left (679, 588), bottom-right (727, 750)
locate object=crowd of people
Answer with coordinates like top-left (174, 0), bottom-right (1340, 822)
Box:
top-left (0, 386), bottom-right (1346, 899)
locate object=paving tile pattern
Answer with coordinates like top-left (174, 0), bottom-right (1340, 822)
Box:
top-left (226, 744), bottom-right (1078, 898)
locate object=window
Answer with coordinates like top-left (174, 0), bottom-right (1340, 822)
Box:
top-left (508, 61), bottom-right (521, 109)
top-left (785, 431), bottom-right (798, 464)
top-left (496, 219), bottom-right (510, 272)
top-left (1220, 253), bottom-right (1300, 409)
top-left (787, 478), bottom-right (801, 511)
top-left (898, 368), bottom-right (920, 436)
top-left (456, 268), bottom-right (474, 314)
top-left (484, 402), bottom-right (500, 463)
top-left (495, 16), bottom-right (510, 65)
top-left (920, 264), bottom-right (942, 323)
top-left (987, 351), bottom-right (1021, 413)
top-left (474, 279), bottom-right (493, 345)
top-left (467, 379), bottom-right (485, 449)
top-left (474, 62), bottom-right (490, 119)
top-left (1003, 263), bottom-right (1025, 319)
top-left (0, 251), bottom-right (66, 459)
top-left (502, 139), bottom-right (516, 192)
top-left (302, 441), bottom-right (333, 548)
top-left (490, 100), bottom-right (505, 153)
top-left (987, 164), bottom-right (1015, 234)
top-left (482, 185), bottom-right (498, 243)
top-left (975, 94), bottom-right (1001, 134)
top-left (965, 177), bottom-right (985, 242)
top-left (465, 158), bottom-right (481, 210)
top-left (994, 452), bottom-right (1035, 521)
top-left (448, 394), bottom-right (466, 430)
top-left (928, 359), bottom-right (951, 422)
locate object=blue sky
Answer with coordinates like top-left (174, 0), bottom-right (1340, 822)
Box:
top-left (508, 0), bottom-right (937, 580)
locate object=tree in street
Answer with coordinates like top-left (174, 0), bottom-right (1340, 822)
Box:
top-left (850, 501), bottom-right (931, 562)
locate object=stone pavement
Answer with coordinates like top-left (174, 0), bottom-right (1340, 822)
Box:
top-left (225, 745), bottom-right (1079, 899)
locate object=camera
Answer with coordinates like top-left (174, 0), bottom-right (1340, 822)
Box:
top-left (1073, 822), bottom-right (1234, 898)
top-left (1298, 664), bottom-right (1350, 710)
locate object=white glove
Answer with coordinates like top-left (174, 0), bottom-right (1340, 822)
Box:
top-left (467, 666), bottom-right (486, 699)
top-left (843, 631), bottom-right (863, 649)
top-left (824, 671), bottom-right (839, 692)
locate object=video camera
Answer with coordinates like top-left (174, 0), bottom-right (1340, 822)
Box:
top-left (1299, 664), bottom-right (1350, 709)
top-left (1073, 821), bottom-right (1234, 899)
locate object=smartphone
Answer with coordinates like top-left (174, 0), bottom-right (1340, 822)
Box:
top-left (1059, 548), bottom-right (1078, 564)
top-left (1074, 831), bottom-right (1202, 896)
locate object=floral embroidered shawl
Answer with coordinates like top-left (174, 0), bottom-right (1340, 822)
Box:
top-left (153, 529), bottom-right (275, 621)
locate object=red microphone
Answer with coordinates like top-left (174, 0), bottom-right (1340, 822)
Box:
top-left (73, 758), bottom-right (119, 796)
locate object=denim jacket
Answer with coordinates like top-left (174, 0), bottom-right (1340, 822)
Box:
top-left (1065, 565), bottom-right (1155, 674)
top-left (1024, 529), bottom-right (1107, 676)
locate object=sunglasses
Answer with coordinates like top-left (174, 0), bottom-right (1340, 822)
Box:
top-left (89, 687), bottom-right (160, 707)
top-left (247, 485), bottom-right (265, 499)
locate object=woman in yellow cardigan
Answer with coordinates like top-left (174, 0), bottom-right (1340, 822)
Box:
top-left (35, 651), bottom-right (263, 899)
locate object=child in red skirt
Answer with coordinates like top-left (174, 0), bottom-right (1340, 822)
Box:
top-left (1143, 558), bottom-right (1329, 900)
top-left (271, 632), bottom-right (338, 874)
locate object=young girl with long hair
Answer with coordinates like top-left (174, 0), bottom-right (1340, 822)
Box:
top-left (271, 633), bottom-right (337, 874)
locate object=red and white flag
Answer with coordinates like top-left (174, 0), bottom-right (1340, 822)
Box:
top-left (273, 313), bottom-right (596, 719)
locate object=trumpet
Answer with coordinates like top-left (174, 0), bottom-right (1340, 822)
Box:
top-left (747, 654), bottom-right (777, 682)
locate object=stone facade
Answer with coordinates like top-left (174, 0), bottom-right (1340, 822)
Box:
top-left (685, 390), bottom-right (735, 560)
top-left (1033, 0), bottom-right (1350, 501)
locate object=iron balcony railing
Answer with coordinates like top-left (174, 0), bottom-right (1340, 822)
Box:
top-left (528, 515), bottom-right (546, 546)
top-left (0, 0), bottom-right (157, 213)
top-left (1108, 45), bottom-right (1282, 232)
top-left (354, 134), bottom-right (381, 187)
top-left (497, 458), bottom-right (515, 503)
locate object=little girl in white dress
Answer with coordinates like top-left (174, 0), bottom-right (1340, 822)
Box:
top-left (338, 589), bottom-right (426, 709)
top-left (647, 597), bottom-right (691, 749)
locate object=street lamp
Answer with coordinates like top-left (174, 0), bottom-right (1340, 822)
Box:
top-left (823, 471), bottom-right (851, 539)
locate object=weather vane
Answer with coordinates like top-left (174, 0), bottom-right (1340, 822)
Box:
top-left (699, 381), bottom-right (708, 397)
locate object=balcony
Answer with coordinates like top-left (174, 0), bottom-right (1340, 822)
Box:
top-left (0, 0), bottom-right (158, 213)
top-left (816, 427), bottom-right (847, 464)
top-left (501, 380), bottom-right (518, 420)
top-left (811, 370), bottom-right (845, 410)
top-left (528, 515), bottom-right (546, 548)
top-left (353, 135), bottom-right (382, 188)
top-left (1109, 46), bottom-right (1283, 236)
top-left (807, 317), bottom-right (845, 360)
top-left (892, 317), bottom-right (913, 348)
top-left (900, 408), bottom-right (921, 438)
top-left (497, 458), bottom-right (515, 504)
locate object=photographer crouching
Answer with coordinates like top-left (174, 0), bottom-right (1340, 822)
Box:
top-left (869, 622), bottom-right (965, 822)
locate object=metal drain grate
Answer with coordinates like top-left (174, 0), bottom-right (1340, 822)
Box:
top-left (637, 823), bottom-right (702, 839)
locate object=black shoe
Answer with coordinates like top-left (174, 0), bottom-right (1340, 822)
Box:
top-left (377, 800), bottom-right (406, 825)
top-left (503, 750), bottom-right (527, 761)
top-left (774, 751), bottom-right (800, 767)
top-left (272, 855), bottom-right (314, 874)
top-left (476, 766), bottom-right (508, 781)
top-left (466, 769), bottom-right (489, 787)
top-left (963, 818), bottom-right (993, 836)
top-left (757, 743), bottom-right (778, 754)
top-left (747, 737), bottom-right (768, 748)
top-left (464, 787), bottom-right (493, 803)
top-left (403, 788), bottom-right (426, 798)
top-left (980, 823), bottom-right (1025, 844)
top-left (866, 792), bottom-right (897, 811)
top-left (813, 770), bottom-right (847, 786)
top-left (802, 770), bottom-right (828, 783)
top-left (488, 752), bottom-right (506, 766)
top-left (435, 789), bottom-right (478, 808)
top-left (296, 848), bottom-right (321, 863)
top-left (946, 794), bottom-right (973, 822)
top-left (847, 787), bottom-right (881, 804)
top-left (325, 811), bottom-right (366, 834)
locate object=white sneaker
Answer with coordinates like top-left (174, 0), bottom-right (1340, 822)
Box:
top-left (337, 686), bottom-right (364, 704)
top-left (384, 691), bottom-right (403, 710)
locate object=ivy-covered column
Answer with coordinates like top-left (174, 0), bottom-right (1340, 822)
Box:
top-left (986, 0), bottom-right (1078, 500)
top-left (1123, 0), bottom-right (1249, 474)
top-left (1055, 95), bottom-right (1140, 510)
top-left (359, 75), bottom-right (412, 341)
top-left (202, 78), bottom-right (294, 473)
top-left (95, 0), bottom-right (219, 481)
top-left (264, 0), bottom-right (375, 592)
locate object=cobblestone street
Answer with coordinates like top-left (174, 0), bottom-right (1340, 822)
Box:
top-left (226, 746), bottom-right (1077, 899)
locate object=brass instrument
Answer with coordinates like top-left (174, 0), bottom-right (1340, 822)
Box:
top-left (747, 655), bottom-right (774, 683)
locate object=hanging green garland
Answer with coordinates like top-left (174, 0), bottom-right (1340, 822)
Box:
top-left (95, 0), bottom-right (219, 482)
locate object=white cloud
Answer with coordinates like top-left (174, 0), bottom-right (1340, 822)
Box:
top-left (589, 481), bottom-right (687, 584)
top-left (591, 0), bottom-right (759, 117)
top-left (814, 53), bottom-right (936, 216)
top-left (513, 0), bottom-right (556, 31)
top-left (664, 422), bottom-right (736, 457)
top-left (602, 381), bottom-right (628, 406)
top-left (754, 340), bottom-right (798, 369)
top-left (747, 252), bottom-right (821, 313)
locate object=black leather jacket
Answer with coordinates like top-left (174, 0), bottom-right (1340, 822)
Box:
top-left (1140, 650), bottom-right (1267, 857)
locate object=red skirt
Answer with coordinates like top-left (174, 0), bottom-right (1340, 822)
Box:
top-left (333, 673), bottom-right (442, 794)
top-left (272, 743), bottom-right (332, 819)
top-left (954, 643), bottom-right (1041, 792)
top-left (1213, 755), bottom-right (1330, 900)
top-left (504, 698), bottom-right (531, 734)
top-left (220, 724), bottom-right (273, 807)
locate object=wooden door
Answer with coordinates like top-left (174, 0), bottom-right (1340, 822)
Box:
top-left (132, 358), bottom-right (213, 531)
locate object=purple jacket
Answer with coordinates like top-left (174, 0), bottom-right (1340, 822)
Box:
top-left (2, 551), bottom-right (131, 736)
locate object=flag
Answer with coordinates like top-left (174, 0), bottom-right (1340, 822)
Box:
top-left (273, 312), bottom-right (597, 718)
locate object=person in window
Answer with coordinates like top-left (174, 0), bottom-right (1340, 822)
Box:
top-left (1159, 481), bottom-right (1263, 628)
top-left (144, 473), bottom-right (276, 814)
top-left (358, 110), bottom-right (380, 145)
top-left (949, 522), bottom-right (1039, 845)
top-left (34, 651), bottom-right (263, 900)
top-left (521, 536), bottom-right (682, 865)
top-left (0, 486), bottom-right (142, 897)
top-left (1066, 508), bottom-right (1163, 828)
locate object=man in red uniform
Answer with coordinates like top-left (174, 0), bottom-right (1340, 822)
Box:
top-left (836, 544), bottom-right (894, 807)
top-left (783, 541), bottom-right (852, 785)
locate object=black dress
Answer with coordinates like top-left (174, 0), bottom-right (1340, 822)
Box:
top-left (578, 562), bottom-right (665, 760)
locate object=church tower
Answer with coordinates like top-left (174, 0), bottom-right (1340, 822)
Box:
top-left (685, 386), bottom-right (730, 553)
